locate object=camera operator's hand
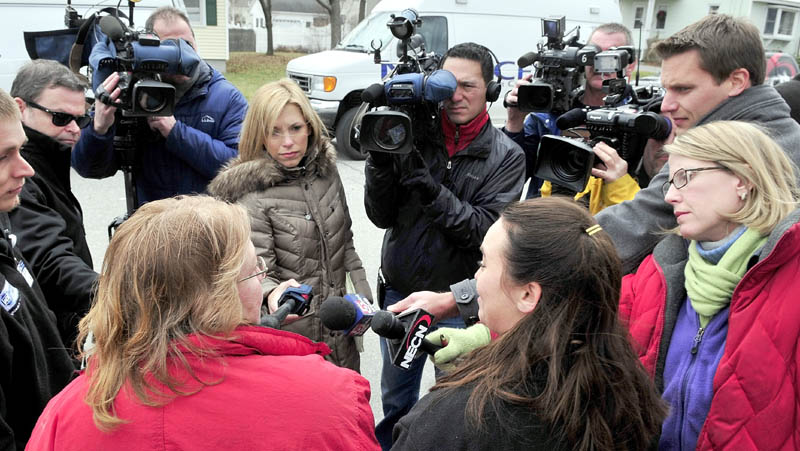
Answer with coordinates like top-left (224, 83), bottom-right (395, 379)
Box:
top-left (504, 73), bottom-right (533, 133)
top-left (266, 278), bottom-right (303, 325)
top-left (93, 72), bottom-right (121, 135)
top-left (367, 150), bottom-right (394, 168)
top-left (591, 141), bottom-right (628, 182)
top-left (147, 115), bottom-right (177, 138)
top-left (399, 151), bottom-right (441, 204)
top-left (387, 290), bottom-right (459, 323)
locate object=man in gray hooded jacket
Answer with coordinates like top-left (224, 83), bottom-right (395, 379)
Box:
top-left (596, 13), bottom-right (800, 273)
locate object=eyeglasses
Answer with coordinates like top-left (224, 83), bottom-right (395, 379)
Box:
top-left (661, 166), bottom-right (729, 197)
top-left (24, 100), bottom-right (92, 129)
top-left (239, 256), bottom-right (268, 282)
top-left (268, 123), bottom-right (309, 141)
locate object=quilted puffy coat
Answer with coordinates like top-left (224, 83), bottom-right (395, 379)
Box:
top-left (208, 139), bottom-right (371, 371)
top-left (27, 326), bottom-right (380, 451)
top-left (619, 208), bottom-right (800, 450)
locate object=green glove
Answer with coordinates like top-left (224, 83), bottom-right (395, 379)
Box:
top-left (427, 324), bottom-right (491, 371)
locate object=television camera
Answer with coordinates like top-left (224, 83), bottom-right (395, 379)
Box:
top-left (357, 8), bottom-right (456, 155)
top-left (515, 16), bottom-right (598, 115)
top-left (534, 54), bottom-right (671, 193)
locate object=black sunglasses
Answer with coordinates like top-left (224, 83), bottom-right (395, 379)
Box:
top-left (24, 100), bottom-right (91, 128)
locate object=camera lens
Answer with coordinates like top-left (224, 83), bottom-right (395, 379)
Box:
top-left (371, 116), bottom-right (408, 151)
top-left (137, 90), bottom-right (170, 113)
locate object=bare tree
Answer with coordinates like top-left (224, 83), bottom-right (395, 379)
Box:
top-left (257, 0), bottom-right (274, 55)
top-left (358, 0), bottom-right (366, 22)
top-left (316, 0), bottom-right (343, 48)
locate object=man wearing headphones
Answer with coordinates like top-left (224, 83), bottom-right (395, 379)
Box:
top-left (364, 42), bottom-right (525, 450)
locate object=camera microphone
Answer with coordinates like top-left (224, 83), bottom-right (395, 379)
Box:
top-left (372, 310), bottom-right (442, 370)
top-left (517, 52), bottom-right (539, 68)
top-left (319, 294), bottom-right (375, 336)
top-left (362, 83), bottom-right (387, 105)
top-left (556, 107), bottom-right (588, 130)
top-left (98, 15), bottom-right (127, 41)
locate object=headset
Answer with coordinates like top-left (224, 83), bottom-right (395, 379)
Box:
top-left (484, 47), bottom-right (503, 103)
top-left (440, 43), bottom-right (503, 103)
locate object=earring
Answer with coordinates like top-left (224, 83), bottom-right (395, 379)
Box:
top-left (739, 191), bottom-right (747, 201)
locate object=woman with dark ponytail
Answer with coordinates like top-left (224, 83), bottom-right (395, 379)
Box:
top-left (392, 197), bottom-right (666, 451)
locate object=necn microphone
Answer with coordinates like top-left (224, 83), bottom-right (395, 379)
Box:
top-left (372, 309), bottom-right (442, 370)
top-left (319, 294), bottom-right (375, 336)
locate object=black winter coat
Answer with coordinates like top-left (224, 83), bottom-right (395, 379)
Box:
top-left (0, 213), bottom-right (76, 450)
top-left (8, 127), bottom-right (97, 346)
top-left (364, 122), bottom-right (525, 295)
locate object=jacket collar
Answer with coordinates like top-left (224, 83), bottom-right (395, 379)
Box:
top-left (441, 108), bottom-right (489, 157)
top-left (181, 325), bottom-right (331, 358)
top-left (22, 125), bottom-right (73, 188)
top-left (207, 138), bottom-right (337, 203)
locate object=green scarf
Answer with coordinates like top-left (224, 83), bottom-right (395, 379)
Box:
top-left (684, 228), bottom-right (768, 327)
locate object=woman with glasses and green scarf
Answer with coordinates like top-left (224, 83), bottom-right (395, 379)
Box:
top-left (621, 120), bottom-right (800, 450)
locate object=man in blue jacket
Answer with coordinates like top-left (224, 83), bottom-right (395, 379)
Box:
top-left (72, 7), bottom-right (248, 206)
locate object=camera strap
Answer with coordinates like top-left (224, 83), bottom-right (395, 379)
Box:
top-left (68, 8), bottom-right (129, 74)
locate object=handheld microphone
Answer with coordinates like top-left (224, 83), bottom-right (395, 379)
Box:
top-left (319, 294), bottom-right (375, 336)
top-left (260, 284), bottom-right (313, 329)
top-left (372, 309), bottom-right (442, 370)
top-left (98, 16), bottom-right (127, 41)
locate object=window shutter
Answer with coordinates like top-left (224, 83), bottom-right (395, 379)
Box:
top-left (206, 0), bottom-right (217, 26)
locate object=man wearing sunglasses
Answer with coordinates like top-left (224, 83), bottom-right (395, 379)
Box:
top-left (8, 59), bottom-right (98, 347)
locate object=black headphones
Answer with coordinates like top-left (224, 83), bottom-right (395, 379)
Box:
top-left (440, 43), bottom-right (503, 103)
top-left (484, 47), bottom-right (503, 103)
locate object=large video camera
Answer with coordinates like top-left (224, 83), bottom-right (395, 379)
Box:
top-left (534, 57), bottom-right (671, 193)
top-left (516, 16), bottom-right (598, 116)
top-left (90, 15), bottom-right (200, 117)
top-left (358, 9), bottom-right (456, 155)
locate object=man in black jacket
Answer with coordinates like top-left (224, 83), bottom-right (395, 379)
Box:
top-left (0, 88), bottom-right (76, 450)
top-left (364, 42), bottom-right (525, 449)
top-left (9, 60), bottom-right (98, 347)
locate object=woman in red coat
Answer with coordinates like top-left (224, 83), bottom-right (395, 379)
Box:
top-left (620, 120), bottom-right (800, 450)
top-left (26, 196), bottom-right (379, 451)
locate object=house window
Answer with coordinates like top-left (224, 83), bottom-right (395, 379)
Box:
top-left (765, 7), bottom-right (797, 36)
top-left (184, 0), bottom-right (205, 25)
top-left (634, 5), bottom-right (645, 29)
top-left (709, 5), bottom-right (719, 15)
top-left (655, 6), bottom-right (667, 30)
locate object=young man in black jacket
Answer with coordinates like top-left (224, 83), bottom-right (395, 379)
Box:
top-left (363, 42), bottom-right (525, 449)
top-left (9, 60), bottom-right (98, 347)
top-left (0, 88), bottom-right (76, 450)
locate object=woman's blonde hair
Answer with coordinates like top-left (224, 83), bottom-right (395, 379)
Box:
top-left (77, 195), bottom-right (251, 431)
top-left (665, 120), bottom-right (799, 235)
top-left (238, 79), bottom-right (327, 162)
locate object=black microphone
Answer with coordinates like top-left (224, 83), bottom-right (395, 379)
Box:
top-left (517, 52), bottom-right (539, 68)
top-left (556, 107), bottom-right (588, 130)
top-left (260, 298), bottom-right (296, 329)
top-left (98, 16), bottom-right (127, 41)
top-left (372, 310), bottom-right (442, 370)
top-left (319, 294), bottom-right (375, 336)
top-left (361, 82), bottom-right (386, 105)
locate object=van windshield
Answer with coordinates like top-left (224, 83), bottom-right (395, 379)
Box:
top-left (337, 13), bottom-right (394, 53)
top-left (337, 13), bottom-right (448, 56)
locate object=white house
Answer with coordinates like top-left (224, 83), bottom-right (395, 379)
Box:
top-left (620, 0), bottom-right (800, 58)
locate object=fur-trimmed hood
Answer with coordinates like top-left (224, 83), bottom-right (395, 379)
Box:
top-left (208, 138), bottom-right (337, 203)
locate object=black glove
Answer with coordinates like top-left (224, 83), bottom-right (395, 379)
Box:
top-left (399, 151), bottom-right (441, 204)
top-left (368, 150), bottom-right (394, 168)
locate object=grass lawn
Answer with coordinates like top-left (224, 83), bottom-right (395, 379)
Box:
top-left (226, 51), bottom-right (306, 101)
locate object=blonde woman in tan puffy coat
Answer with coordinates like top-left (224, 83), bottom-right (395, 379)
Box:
top-left (208, 79), bottom-right (371, 371)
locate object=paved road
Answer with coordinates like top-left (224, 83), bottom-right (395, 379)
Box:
top-left (70, 156), bottom-right (435, 423)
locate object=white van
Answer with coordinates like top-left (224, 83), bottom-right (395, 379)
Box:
top-left (0, 0), bottom-right (184, 92)
top-left (286, 0), bottom-right (622, 158)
